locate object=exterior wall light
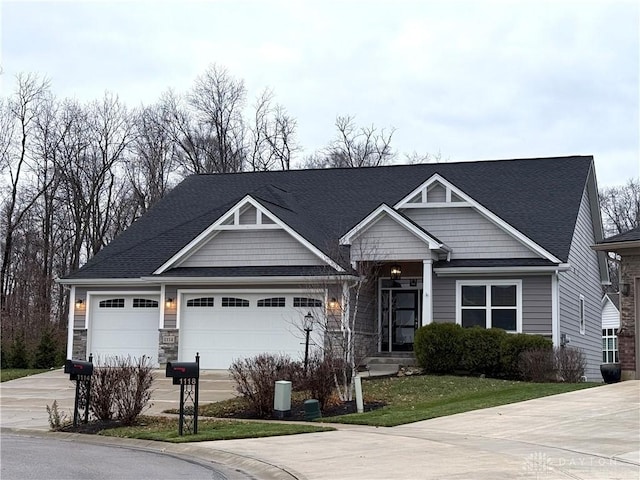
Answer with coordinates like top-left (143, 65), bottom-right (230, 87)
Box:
top-left (390, 264), bottom-right (402, 280)
top-left (75, 299), bottom-right (84, 309)
top-left (165, 298), bottom-right (175, 308)
top-left (328, 297), bottom-right (340, 310)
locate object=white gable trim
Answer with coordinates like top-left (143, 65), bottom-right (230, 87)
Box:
top-left (154, 195), bottom-right (344, 274)
top-left (395, 174), bottom-right (562, 263)
top-left (339, 204), bottom-right (450, 252)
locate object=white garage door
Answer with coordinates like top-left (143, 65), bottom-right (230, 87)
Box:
top-left (179, 292), bottom-right (323, 369)
top-left (89, 295), bottom-right (160, 366)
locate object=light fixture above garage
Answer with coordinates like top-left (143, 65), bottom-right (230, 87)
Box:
top-left (328, 297), bottom-right (340, 310)
top-left (390, 264), bottom-right (402, 280)
top-left (75, 299), bottom-right (84, 309)
top-left (165, 298), bottom-right (174, 308)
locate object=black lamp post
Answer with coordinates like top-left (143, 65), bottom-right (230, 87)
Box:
top-left (303, 312), bottom-right (314, 374)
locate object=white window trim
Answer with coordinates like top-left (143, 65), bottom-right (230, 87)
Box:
top-left (579, 294), bottom-right (586, 335)
top-left (602, 328), bottom-right (619, 364)
top-left (455, 280), bottom-right (523, 333)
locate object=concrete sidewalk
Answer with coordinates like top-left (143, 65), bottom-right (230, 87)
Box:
top-left (1, 370), bottom-right (639, 479)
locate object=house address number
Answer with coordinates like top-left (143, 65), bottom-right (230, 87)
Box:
top-left (162, 335), bottom-right (176, 344)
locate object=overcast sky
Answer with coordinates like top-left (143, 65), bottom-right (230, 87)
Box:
top-left (1, 0), bottom-right (638, 187)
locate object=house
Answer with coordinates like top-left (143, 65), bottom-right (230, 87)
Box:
top-left (59, 155), bottom-right (608, 379)
top-left (601, 293), bottom-right (620, 364)
top-left (593, 227), bottom-right (640, 380)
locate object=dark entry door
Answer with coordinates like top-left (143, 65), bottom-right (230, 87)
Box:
top-left (381, 289), bottom-right (420, 352)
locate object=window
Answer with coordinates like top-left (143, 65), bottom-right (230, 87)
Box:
top-left (602, 328), bottom-right (619, 363)
top-left (293, 297), bottom-right (322, 308)
top-left (579, 295), bottom-right (586, 335)
top-left (186, 297), bottom-right (214, 307)
top-left (257, 297), bottom-right (286, 307)
top-left (222, 297), bottom-right (249, 307)
top-left (457, 281), bottom-right (521, 332)
top-left (99, 298), bottom-right (124, 308)
top-left (133, 298), bottom-right (158, 308)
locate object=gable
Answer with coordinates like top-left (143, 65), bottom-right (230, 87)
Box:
top-left (404, 207), bottom-right (541, 260)
top-left (179, 229), bottom-right (327, 267)
top-left (156, 195), bottom-right (343, 274)
top-left (396, 174), bottom-right (558, 261)
top-left (350, 215), bottom-right (434, 261)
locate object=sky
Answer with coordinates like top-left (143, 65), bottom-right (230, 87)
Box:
top-left (1, 0), bottom-right (638, 187)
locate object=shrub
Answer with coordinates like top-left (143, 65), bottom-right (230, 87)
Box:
top-left (9, 335), bottom-right (30, 369)
top-left (500, 334), bottom-right (553, 380)
top-left (555, 347), bottom-right (586, 383)
top-left (229, 353), bottom-right (303, 418)
top-left (34, 330), bottom-right (61, 369)
top-left (460, 327), bottom-right (507, 377)
top-left (90, 356), bottom-right (155, 425)
top-left (414, 322), bottom-right (463, 374)
top-left (519, 348), bottom-right (556, 382)
top-left (46, 400), bottom-right (69, 430)
top-left (302, 353), bottom-right (339, 410)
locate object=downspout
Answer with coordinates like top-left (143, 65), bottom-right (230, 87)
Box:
top-left (552, 271), bottom-right (560, 347)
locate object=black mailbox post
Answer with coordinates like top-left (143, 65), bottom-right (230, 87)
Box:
top-left (64, 355), bottom-right (94, 427)
top-left (165, 354), bottom-right (200, 435)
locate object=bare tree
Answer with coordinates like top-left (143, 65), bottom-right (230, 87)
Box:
top-left (187, 64), bottom-right (246, 173)
top-left (0, 73), bottom-right (53, 310)
top-left (248, 89), bottom-right (298, 171)
top-left (128, 103), bottom-right (178, 214)
top-left (600, 178), bottom-right (640, 236)
top-left (306, 115), bottom-right (395, 169)
top-left (599, 178), bottom-right (640, 294)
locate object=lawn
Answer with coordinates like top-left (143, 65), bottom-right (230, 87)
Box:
top-left (193, 374), bottom-right (599, 428)
top-left (100, 416), bottom-right (334, 443)
top-left (0, 368), bottom-right (49, 382)
top-left (321, 374), bottom-right (598, 426)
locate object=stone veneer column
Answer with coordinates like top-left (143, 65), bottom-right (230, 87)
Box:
top-left (619, 254), bottom-right (639, 380)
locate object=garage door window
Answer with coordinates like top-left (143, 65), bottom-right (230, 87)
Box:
top-left (222, 297), bottom-right (250, 307)
top-left (258, 297), bottom-right (286, 307)
top-left (293, 297), bottom-right (322, 308)
top-left (187, 297), bottom-right (214, 307)
top-left (133, 298), bottom-right (158, 308)
top-left (99, 298), bottom-right (125, 308)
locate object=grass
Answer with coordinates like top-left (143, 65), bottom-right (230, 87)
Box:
top-left (100, 416), bottom-right (334, 443)
top-left (1, 368), bottom-right (49, 382)
top-left (321, 374), bottom-right (598, 426)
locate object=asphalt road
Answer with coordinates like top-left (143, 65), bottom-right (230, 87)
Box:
top-left (1, 433), bottom-right (251, 480)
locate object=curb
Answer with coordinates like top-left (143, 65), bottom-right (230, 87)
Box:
top-left (1, 427), bottom-right (305, 480)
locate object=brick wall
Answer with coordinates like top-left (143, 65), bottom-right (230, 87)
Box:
top-left (72, 330), bottom-right (87, 360)
top-left (619, 254), bottom-right (639, 379)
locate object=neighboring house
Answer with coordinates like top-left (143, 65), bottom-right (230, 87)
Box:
top-left (601, 293), bottom-right (620, 364)
top-left (59, 155), bottom-right (608, 379)
top-left (593, 227), bottom-right (640, 380)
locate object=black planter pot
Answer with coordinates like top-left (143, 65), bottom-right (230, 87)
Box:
top-left (600, 363), bottom-right (621, 384)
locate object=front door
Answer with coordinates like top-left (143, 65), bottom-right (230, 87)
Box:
top-left (380, 280), bottom-right (422, 352)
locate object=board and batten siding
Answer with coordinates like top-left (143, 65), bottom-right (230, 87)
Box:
top-left (602, 300), bottom-right (620, 329)
top-left (558, 186), bottom-right (603, 381)
top-left (351, 215), bottom-right (431, 261)
top-left (431, 274), bottom-right (552, 335)
top-left (179, 229), bottom-right (326, 267)
top-left (404, 207), bottom-right (539, 259)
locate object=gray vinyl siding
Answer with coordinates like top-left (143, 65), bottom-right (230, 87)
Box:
top-left (431, 274), bottom-right (552, 335)
top-left (239, 206), bottom-right (256, 224)
top-left (404, 207), bottom-right (539, 259)
top-left (433, 276), bottom-right (456, 323)
top-left (558, 186), bottom-right (603, 381)
top-left (351, 216), bottom-right (431, 261)
top-left (179, 229), bottom-right (326, 267)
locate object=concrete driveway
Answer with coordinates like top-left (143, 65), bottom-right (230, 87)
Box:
top-left (1, 370), bottom-right (639, 479)
top-left (0, 368), bottom-right (237, 430)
